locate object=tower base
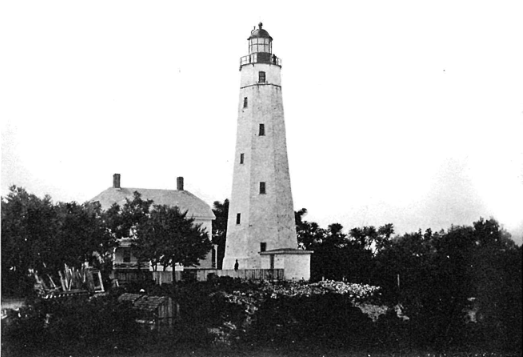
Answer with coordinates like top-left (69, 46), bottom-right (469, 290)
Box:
top-left (222, 256), bottom-right (261, 270)
top-left (259, 248), bottom-right (313, 281)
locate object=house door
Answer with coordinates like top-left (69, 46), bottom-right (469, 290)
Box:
top-left (270, 254), bottom-right (275, 270)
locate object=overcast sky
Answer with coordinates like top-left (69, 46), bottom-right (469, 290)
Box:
top-left (2, 1), bottom-right (522, 244)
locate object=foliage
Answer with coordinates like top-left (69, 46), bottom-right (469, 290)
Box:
top-left (295, 208), bottom-right (327, 249)
top-left (196, 279), bottom-right (383, 349)
top-left (1, 294), bottom-right (141, 356)
top-left (258, 279), bottom-right (380, 302)
top-left (212, 199), bottom-right (229, 269)
top-left (295, 208), bottom-right (396, 283)
top-left (373, 218), bottom-right (522, 352)
top-left (143, 278), bottom-right (382, 347)
top-left (103, 191), bottom-right (153, 240)
top-left (294, 209), bottom-right (521, 352)
top-left (2, 187), bottom-right (56, 296)
top-left (1, 186), bottom-right (116, 297)
top-left (135, 204), bottom-right (213, 272)
top-left (54, 201), bottom-right (116, 273)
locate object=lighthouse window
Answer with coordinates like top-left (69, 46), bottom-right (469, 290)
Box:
top-left (260, 242), bottom-right (267, 252)
top-left (258, 71), bottom-right (266, 83)
top-left (250, 38), bottom-right (271, 54)
top-left (260, 182), bottom-right (266, 194)
top-left (236, 213), bottom-right (241, 225)
top-left (259, 124), bottom-right (265, 136)
top-left (243, 97), bottom-right (248, 108)
top-left (123, 248), bottom-right (131, 263)
top-left (240, 153), bottom-right (244, 164)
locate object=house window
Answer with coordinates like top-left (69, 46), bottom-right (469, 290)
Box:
top-left (123, 248), bottom-right (131, 263)
top-left (259, 124), bottom-right (265, 136)
top-left (259, 71), bottom-right (266, 83)
top-left (243, 97), bottom-right (248, 108)
top-left (260, 182), bottom-right (266, 194)
top-left (240, 153), bottom-right (244, 164)
top-left (260, 242), bottom-right (267, 252)
top-left (236, 213), bottom-right (241, 225)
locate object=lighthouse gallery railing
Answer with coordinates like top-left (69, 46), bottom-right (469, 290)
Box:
top-left (240, 53), bottom-right (282, 67)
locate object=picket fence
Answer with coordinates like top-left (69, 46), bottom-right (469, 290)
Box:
top-left (113, 269), bottom-right (284, 285)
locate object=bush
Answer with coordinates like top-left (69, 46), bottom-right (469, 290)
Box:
top-left (156, 278), bottom-right (384, 348)
top-left (1, 302), bottom-right (47, 357)
top-left (2, 294), bottom-right (141, 356)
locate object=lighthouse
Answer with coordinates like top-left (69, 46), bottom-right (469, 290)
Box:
top-left (223, 24), bottom-right (311, 279)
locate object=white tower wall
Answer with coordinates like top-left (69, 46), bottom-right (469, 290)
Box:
top-left (223, 29), bottom-right (297, 270)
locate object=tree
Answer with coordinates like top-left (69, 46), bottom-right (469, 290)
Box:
top-left (373, 218), bottom-right (522, 351)
top-left (309, 222), bottom-right (350, 281)
top-left (295, 208), bottom-right (327, 250)
top-left (295, 209), bottom-right (395, 283)
top-left (102, 191), bottom-right (153, 270)
top-left (103, 192), bottom-right (153, 240)
top-left (54, 201), bottom-right (116, 274)
top-left (103, 191), bottom-right (152, 269)
top-left (2, 187), bottom-right (59, 296)
top-left (349, 224), bottom-right (395, 253)
top-left (134, 204), bottom-right (212, 280)
top-left (1, 186), bottom-right (116, 297)
top-left (212, 199), bottom-right (229, 269)
top-left (467, 218), bottom-right (521, 351)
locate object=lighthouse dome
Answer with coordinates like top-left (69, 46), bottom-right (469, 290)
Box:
top-left (248, 23), bottom-right (273, 41)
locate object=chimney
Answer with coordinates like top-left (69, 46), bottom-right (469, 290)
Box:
top-left (177, 177), bottom-right (184, 191)
top-left (113, 173), bottom-right (121, 189)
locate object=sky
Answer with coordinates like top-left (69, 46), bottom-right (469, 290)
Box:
top-left (2, 1), bottom-right (523, 245)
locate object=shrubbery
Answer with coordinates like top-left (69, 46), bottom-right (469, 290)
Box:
top-left (149, 277), bottom-right (521, 353)
top-left (3, 276), bottom-right (521, 355)
top-left (2, 294), bottom-right (141, 356)
top-left (117, 278), bottom-right (385, 348)
top-left (152, 279), bottom-right (385, 348)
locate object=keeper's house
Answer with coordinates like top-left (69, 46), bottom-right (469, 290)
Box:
top-left (91, 174), bottom-right (216, 271)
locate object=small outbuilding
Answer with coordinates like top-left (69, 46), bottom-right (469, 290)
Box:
top-left (118, 293), bottom-right (178, 333)
top-left (259, 248), bottom-right (313, 281)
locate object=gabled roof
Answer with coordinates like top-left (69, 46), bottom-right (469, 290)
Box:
top-left (91, 187), bottom-right (215, 220)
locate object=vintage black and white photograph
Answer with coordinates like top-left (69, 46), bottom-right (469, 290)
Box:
top-left (1, 1), bottom-right (522, 356)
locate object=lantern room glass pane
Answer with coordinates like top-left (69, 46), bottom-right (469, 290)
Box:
top-left (249, 38), bottom-right (272, 54)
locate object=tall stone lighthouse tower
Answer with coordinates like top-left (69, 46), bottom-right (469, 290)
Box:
top-left (223, 23), bottom-right (299, 270)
